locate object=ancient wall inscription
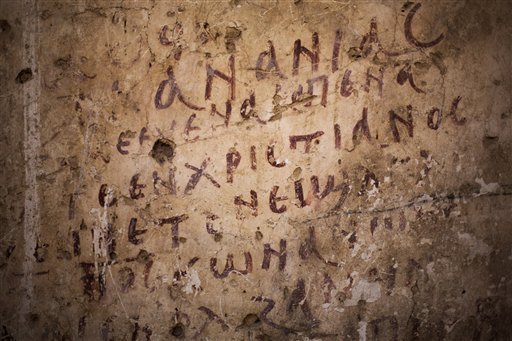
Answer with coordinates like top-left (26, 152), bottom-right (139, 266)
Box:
top-left (1, 1), bottom-right (512, 340)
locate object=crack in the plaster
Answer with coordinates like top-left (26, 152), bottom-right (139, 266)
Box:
top-left (298, 184), bottom-right (512, 223)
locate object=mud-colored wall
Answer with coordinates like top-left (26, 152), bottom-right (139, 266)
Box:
top-left (1, 1), bottom-right (511, 340)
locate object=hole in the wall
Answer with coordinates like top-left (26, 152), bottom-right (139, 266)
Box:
top-left (241, 313), bottom-right (261, 327)
top-left (170, 322), bottom-right (185, 338)
top-left (0, 19), bottom-right (11, 32)
top-left (28, 313), bottom-right (39, 323)
top-left (150, 138), bottom-right (176, 165)
top-left (15, 68), bottom-right (33, 84)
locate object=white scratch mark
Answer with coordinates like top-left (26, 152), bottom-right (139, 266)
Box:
top-left (358, 321), bottom-right (367, 341)
top-left (21, 0), bottom-right (40, 336)
top-left (90, 187), bottom-right (113, 270)
top-left (108, 267), bottom-right (130, 320)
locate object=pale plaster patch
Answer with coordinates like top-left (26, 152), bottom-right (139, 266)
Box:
top-left (183, 268), bottom-right (202, 296)
top-left (358, 321), bottom-right (367, 341)
top-left (344, 279), bottom-right (381, 306)
top-left (474, 177), bottom-right (500, 197)
top-left (457, 232), bottom-right (492, 261)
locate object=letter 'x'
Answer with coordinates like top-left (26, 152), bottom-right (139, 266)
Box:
top-left (184, 158), bottom-right (221, 194)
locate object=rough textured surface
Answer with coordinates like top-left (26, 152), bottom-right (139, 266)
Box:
top-left (1, 0), bottom-right (512, 340)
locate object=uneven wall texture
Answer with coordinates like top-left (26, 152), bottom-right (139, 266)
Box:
top-left (1, 0), bottom-right (512, 340)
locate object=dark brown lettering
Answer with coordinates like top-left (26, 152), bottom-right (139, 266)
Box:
top-left (210, 252), bottom-right (252, 278)
top-left (240, 92), bottom-right (256, 119)
top-left (184, 113), bottom-right (201, 140)
top-left (235, 190), bottom-right (258, 217)
top-left (334, 124), bottom-right (341, 149)
top-left (152, 168), bottom-right (177, 195)
top-left (360, 17), bottom-right (401, 57)
top-left (210, 101), bottom-right (232, 127)
top-left (340, 69), bottom-right (353, 97)
top-left (184, 158), bottom-right (220, 194)
top-left (98, 184), bottom-right (117, 207)
top-left (389, 105), bottom-right (414, 142)
top-left (251, 296), bottom-right (294, 333)
top-left (139, 127), bottom-right (149, 146)
top-left (331, 29), bottom-right (342, 73)
top-left (128, 218), bottom-right (147, 245)
top-left (404, 3), bottom-right (444, 48)
top-left (72, 231), bottom-right (80, 256)
top-left (129, 173), bottom-right (145, 200)
top-left (205, 55), bottom-right (235, 101)
top-left (158, 25), bottom-right (172, 45)
top-left (358, 169), bottom-right (379, 196)
top-left (289, 131), bottom-right (324, 153)
top-left (269, 186), bottom-right (288, 213)
top-left (262, 239), bottom-right (287, 271)
top-left (194, 306), bottom-right (229, 338)
top-left (116, 132), bottom-right (130, 155)
top-left (155, 66), bottom-right (204, 110)
top-left (287, 279), bottom-right (318, 327)
top-left (79, 262), bottom-right (106, 301)
top-left (449, 96), bottom-right (465, 125)
top-left (295, 174), bottom-right (349, 209)
top-left (396, 64), bottom-right (425, 93)
top-left (266, 144), bottom-right (286, 167)
top-left (256, 40), bottom-right (286, 80)
top-left (69, 193), bottom-right (76, 220)
top-left (119, 267), bottom-right (135, 293)
top-left (306, 75), bottom-right (328, 107)
top-left (226, 148), bottom-right (241, 183)
top-left (384, 217), bottom-right (392, 230)
top-left (158, 214), bottom-right (189, 248)
top-left (352, 107), bottom-right (372, 145)
top-left (299, 226), bottom-right (342, 267)
top-left (427, 107), bottom-right (442, 130)
top-left (370, 217), bottom-right (378, 235)
top-left (143, 259), bottom-right (153, 289)
top-left (365, 67), bottom-right (384, 97)
top-left (293, 32), bottom-right (319, 76)
top-left (250, 145), bottom-right (257, 170)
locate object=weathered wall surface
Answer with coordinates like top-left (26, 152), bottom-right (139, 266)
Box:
top-left (1, 0), bottom-right (512, 339)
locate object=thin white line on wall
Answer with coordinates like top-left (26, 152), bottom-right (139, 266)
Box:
top-left (21, 0), bottom-right (41, 337)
